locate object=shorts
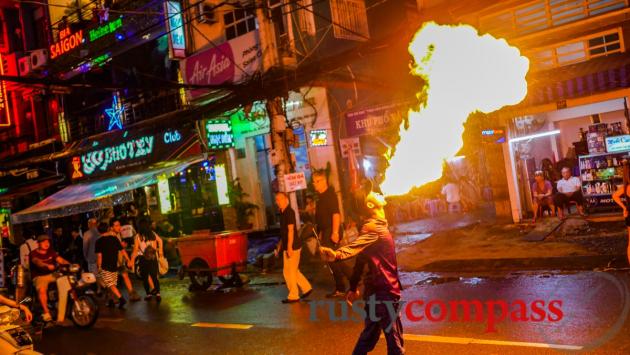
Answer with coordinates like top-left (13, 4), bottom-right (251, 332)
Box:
top-left (33, 274), bottom-right (57, 291)
top-left (99, 270), bottom-right (119, 288)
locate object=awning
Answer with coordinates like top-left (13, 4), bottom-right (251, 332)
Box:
top-left (11, 155), bottom-right (206, 224)
top-left (0, 177), bottom-right (64, 202)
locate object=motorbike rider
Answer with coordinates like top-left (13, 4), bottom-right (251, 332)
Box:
top-left (30, 234), bottom-right (69, 322)
top-left (0, 294), bottom-right (32, 323)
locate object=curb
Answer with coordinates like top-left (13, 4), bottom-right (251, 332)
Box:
top-left (417, 254), bottom-right (628, 272)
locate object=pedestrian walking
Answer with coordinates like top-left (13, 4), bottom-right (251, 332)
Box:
top-left (320, 191), bottom-right (404, 355)
top-left (130, 217), bottom-right (162, 302)
top-left (95, 222), bottom-right (126, 309)
top-left (110, 218), bottom-right (141, 302)
top-left (83, 218), bottom-right (100, 275)
top-left (313, 170), bottom-right (352, 297)
top-left (274, 192), bottom-right (312, 303)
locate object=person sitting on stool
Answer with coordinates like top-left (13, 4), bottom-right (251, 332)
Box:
top-left (554, 167), bottom-right (586, 219)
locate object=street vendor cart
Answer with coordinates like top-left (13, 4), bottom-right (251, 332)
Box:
top-left (176, 230), bottom-right (249, 290)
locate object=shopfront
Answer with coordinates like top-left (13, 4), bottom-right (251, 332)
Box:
top-left (10, 125), bottom-right (214, 233)
top-left (505, 97), bottom-right (630, 221)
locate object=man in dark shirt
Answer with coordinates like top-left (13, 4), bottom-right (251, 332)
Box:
top-left (274, 192), bottom-right (312, 303)
top-left (313, 170), bottom-right (352, 297)
top-left (321, 191), bottom-right (404, 355)
top-left (30, 234), bottom-right (69, 322)
top-left (95, 222), bottom-right (126, 308)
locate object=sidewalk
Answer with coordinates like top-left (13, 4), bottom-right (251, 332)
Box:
top-left (394, 210), bottom-right (629, 273)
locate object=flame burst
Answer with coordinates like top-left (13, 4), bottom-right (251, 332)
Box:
top-left (381, 22), bottom-right (529, 196)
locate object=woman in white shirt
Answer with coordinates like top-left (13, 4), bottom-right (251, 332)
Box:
top-left (129, 217), bottom-right (163, 302)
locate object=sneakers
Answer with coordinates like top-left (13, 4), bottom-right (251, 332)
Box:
top-left (42, 313), bottom-right (53, 322)
top-left (118, 297), bottom-right (127, 309)
top-left (144, 294), bottom-right (153, 301)
top-left (325, 290), bottom-right (345, 298)
top-left (155, 293), bottom-right (162, 302)
top-left (281, 298), bottom-right (300, 304)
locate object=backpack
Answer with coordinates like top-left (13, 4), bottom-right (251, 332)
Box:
top-left (144, 244), bottom-right (157, 260)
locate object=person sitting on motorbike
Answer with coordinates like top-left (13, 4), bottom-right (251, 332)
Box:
top-left (0, 294), bottom-right (32, 323)
top-left (29, 234), bottom-right (69, 322)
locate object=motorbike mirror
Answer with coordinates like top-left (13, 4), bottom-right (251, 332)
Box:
top-left (19, 297), bottom-right (32, 305)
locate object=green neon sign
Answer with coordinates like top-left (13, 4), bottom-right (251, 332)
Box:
top-left (206, 120), bottom-right (235, 150)
top-left (89, 17), bottom-right (123, 42)
top-left (0, 187), bottom-right (7, 195)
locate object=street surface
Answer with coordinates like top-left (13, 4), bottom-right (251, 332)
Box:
top-left (34, 263), bottom-right (630, 355)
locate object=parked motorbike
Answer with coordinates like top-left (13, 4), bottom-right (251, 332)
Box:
top-left (0, 297), bottom-right (42, 355)
top-left (29, 264), bottom-right (99, 329)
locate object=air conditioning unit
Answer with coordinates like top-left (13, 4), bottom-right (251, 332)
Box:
top-left (198, 3), bottom-right (217, 24)
top-left (18, 56), bottom-right (32, 77)
top-left (30, 49), bottom-right (49, 70)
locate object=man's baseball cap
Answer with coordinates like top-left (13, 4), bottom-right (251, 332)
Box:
top-left (37, 234), bottom-right (51, 242)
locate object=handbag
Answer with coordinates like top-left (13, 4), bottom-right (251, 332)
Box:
top-left (158, 256), bottom-right (169, 275)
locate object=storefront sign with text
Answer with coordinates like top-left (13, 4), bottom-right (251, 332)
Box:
top-left (283, 172), bottom-right (307, 192)
top-left (70, 127), bottom-right (197, 180)
top-left (182, 31), bottom-right (262, 100)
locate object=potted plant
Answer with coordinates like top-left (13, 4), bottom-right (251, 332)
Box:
top-left (227, 178), bottom-right (259, 229)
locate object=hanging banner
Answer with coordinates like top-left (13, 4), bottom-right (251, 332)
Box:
top-left (69, 126), bottom-right (198, 181)
top-left (181, 30), bottom-right (262, 100)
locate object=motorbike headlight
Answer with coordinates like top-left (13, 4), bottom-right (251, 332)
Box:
top-left (0, 308), bottom-right (21, 325)
top-left (70, 264), bottom-right (81, 273)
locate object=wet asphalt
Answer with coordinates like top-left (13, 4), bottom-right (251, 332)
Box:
top-left (32, 262), bottom-right (630, 355)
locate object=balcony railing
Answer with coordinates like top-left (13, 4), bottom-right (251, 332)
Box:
top-left (479, 0), bottom-right (629, 37)
top-left (526, 27), bottom-right (625, 70)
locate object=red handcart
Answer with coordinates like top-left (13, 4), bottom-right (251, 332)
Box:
top-left (176, 230), bottom-right (249, 290)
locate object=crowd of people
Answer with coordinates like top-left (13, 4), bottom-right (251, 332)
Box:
top-left (15, 210), bottom-right (166, 323)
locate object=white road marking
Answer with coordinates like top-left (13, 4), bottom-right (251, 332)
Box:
top-left (191, 322), bottom-right (254, 330)
top-left (389, 334), bottom-right (583, 350)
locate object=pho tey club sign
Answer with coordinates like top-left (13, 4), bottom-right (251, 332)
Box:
top-left (69, 127), bottom-right (198, 181)
top-left (182, 30), bottom-right (262, 100)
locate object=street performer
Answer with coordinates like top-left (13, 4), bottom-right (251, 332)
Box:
top-left (320, 191), bottom-right (404, 355)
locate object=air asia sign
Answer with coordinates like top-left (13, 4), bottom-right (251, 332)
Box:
top-left (50, 28), bottom-right (84, 59)
top-left (70, 127), bottom-right (197, 180)
top-left (182, 30), bottom-right (262, 100)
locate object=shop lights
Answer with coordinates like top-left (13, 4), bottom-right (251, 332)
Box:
top-left (509, 130), bottom-right (560, 143)
top-left (215, 164), bottom-right (229, 205)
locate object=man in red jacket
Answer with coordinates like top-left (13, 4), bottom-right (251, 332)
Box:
top-left (320, 191), bottom-right (404, 355)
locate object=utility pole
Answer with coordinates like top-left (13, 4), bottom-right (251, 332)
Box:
top-left (257, 1), bottom-right (301, 227)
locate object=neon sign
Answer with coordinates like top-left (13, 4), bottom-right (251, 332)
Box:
top-left (79, 135), bottom-right (155, 176)
top-left (163, 130), bottom-right (182, 144)
top-left (71, 157), bottom-right (84, 179)
top-left (50, 29), bottom-right (84, 59)
top-left (89, 17), bottom-right (123, 42)
top-left (105, 94), bottom-right (124, 130)
top-left (0, 54), bottom-right (11, 127)
top-left (165, 1), bottom-right (186, 58)
top-left (206, 120), bottom-right (235, 149)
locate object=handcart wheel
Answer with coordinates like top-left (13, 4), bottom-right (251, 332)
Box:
top-left (188, 260), bottom-right (212, 291)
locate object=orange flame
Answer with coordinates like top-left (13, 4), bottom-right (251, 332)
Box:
top-left (381, 22), bottom-right (529, 197)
